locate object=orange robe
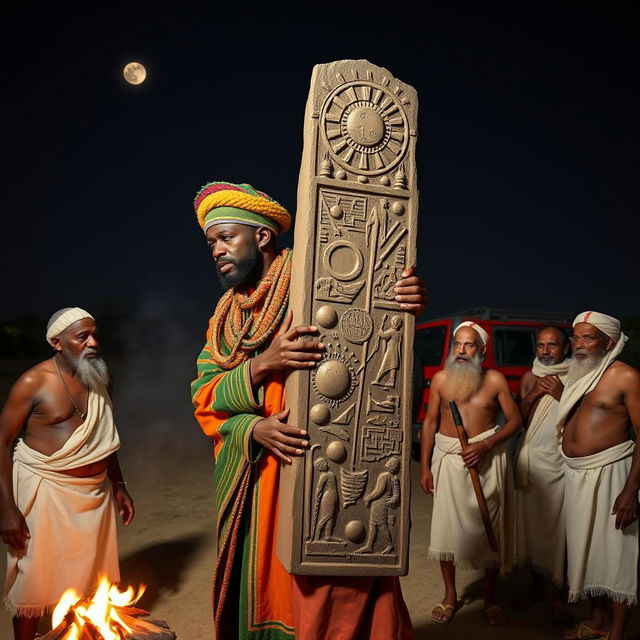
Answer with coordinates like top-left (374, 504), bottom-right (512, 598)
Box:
top-left (192, 305), bottom-right (412, 639)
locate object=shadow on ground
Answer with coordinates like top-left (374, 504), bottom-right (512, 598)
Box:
top-left (119, 533), bottom-right (209, 612)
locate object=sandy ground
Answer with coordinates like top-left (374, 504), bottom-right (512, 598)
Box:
top-left (1, 358), bottom-right (639, 639)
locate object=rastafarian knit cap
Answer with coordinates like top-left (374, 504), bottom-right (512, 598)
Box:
top-left (194, 181), bottom-right (291, 235)
top-left (46, 307), bottom-right (94, 346)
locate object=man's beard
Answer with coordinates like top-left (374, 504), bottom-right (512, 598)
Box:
top-left (442, 352), bottom-right (483, 402)
top-left (216, 244), bottom-right (262, 289)
top-left (566, 348), bottom-right (607, 386)
top-left (66, 349), bottom-right (110, 390)
top-left (538, 354), bottom-right (561, 365)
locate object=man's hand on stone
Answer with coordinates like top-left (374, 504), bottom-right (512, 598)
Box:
top-left (539, 375), bottom-right (564, 402)
top-left (252, 408), bottom-right (309, 464)
top-left (0, 505), bottom-right (30, 551)
top-left (112, 484), bottom-right (135, 527)
top-left (251, 311), bottom-right (324, 384)
top-left (612, 487), bottom-right (639, 530)
top-left (420, 468), bottom-right (434, 494)
top-left (393, 266), bottom-right (428, 315)
top-left (460, 442), bottom-right (487, 468)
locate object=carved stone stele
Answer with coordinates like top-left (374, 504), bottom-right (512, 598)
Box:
top-left (277, 59), bottom-right (418, 576)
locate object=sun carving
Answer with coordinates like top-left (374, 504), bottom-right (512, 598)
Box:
top-left (321, 80), bottom-right (409, 176)
top-left (312, 341), bottom-right (360, 408)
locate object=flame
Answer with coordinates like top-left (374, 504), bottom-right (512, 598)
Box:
top-left (51, 577), bottom-right (145, 640)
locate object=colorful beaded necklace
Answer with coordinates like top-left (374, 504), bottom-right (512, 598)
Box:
top-left (207, 248), bottom-right (291, 369)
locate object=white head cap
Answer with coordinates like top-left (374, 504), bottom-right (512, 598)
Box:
top-left (454, 321), bottom-right (489, 347)
top-left (46, 307), bottom-right (94, 346)
top-left (573, 311), bottom-right (621, 342)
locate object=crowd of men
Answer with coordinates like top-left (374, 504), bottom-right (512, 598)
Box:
top-left (420, 314), bottom-right (640, 640)
top-left (0, 181), bottom-right (637, 640)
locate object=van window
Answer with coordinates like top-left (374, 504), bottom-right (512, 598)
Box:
top-left (494, 327), bottom-right (536, 366)
top-left (415, 325), bottom-right (447, 367)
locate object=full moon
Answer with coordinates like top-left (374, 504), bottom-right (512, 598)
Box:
top-left (123, 62), bottom-right (147, 85)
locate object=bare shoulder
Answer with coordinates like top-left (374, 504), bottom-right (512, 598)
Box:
top-left (485, 368), bottom-right (509, 391)
top-left (606, 361), bottom-right (640, 390)
top-left (431, 370), bottom-right (446, 388)
top-left (11, 360), bottom-right (53, 396)
top-left (521, 369), bottom-right (535, 387)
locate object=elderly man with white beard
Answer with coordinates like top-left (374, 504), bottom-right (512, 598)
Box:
top-left (513, 327), bottom-right (571, 621)
top-left (0, 308), bottom-right (133, 640)
top-left (420, 322), bottom-right (521, 626)
top-left (557, 311), bottom-right (640, 640)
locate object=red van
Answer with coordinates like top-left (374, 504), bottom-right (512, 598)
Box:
top-left (411, 307), bottom-right (572, 456)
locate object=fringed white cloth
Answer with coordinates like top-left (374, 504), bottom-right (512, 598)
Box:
top-left (514, 360), bottom-right (569, 585)
top-left (564, 440), bottom-right (638, 605)
top-left (4, 383), bottom-right (121, 617)
top-left (428, 428), bottom-right (513, 573)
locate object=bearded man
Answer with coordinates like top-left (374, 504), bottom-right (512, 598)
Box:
top-left (190, 181), bottom-right (427, 640)
top-left (514, 326), bottom-right (570, 618)
top-left (0, 308), bottom-right (134, 640)
top-left (420, 322), bottom-right (521, 626)
top-left (557, 311), bottom-right (640, 640)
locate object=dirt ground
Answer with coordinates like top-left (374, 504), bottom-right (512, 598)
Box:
top-left (0, 359), bottom-right (639, 639)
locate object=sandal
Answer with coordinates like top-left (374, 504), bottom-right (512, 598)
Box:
top-left (431, 602), bottom-right (457, 624)
top-left (562, 621), bottom-right (609, 640)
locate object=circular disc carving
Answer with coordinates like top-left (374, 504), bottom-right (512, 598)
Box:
top-left (316, 305), bottom-right (338, 329)
top-left (326, 441), bottom-right (347, 463)
top-left (315, 360), bottom-right (351, 399)
top-left (320, 80), bottom-right (410, 176)
top-left (329, 204), bottom-right (344, 219)
top-left (323, 241), bottom-right (363, 281)
top-left (341, 308), bottom-right (373, 344)
top-left (345, 520), bottom-right (366, 543)
top-left (391, 201), bottom-right (405, 215)
top-left (310, 404), bottom-right (331, 425)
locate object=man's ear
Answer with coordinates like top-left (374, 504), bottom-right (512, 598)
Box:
top-left (255, 226), bottom-right (274, 249)
top-left (605, 336), bottom-right (614, 352)
top-left (50, 337), bottom-right (62, 352)
top-left (480, 345), bottom-right (487, 359)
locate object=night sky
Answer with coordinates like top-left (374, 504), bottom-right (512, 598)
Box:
top-left (3, 2), bottom-right (639, 337)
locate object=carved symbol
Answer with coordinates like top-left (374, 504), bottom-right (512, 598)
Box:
top-left (341, 308), bottom-right (373, 344)
top-left (310, 403), bottom-right (331, 425)
top-left (310, 457), bottom-right (342, 543)
top-left (316, 277), bottom-right (365, 304)
top-left (332, 403), bottom-right (355, 424)
top-left (323, 240), bottom-right (364, 281)
top-left (368, 315), bottom-right (403, 388)
top-left (312, 346), bottom-right (359, 407)
top-left (315, 305), bottom-right (338, 329)
top-left (326, 440), bottom-right (347, 463)
top-left (340, 469), bottom-right (368, 508)
top-left (344, 519), bottom-right (367, 543)
top-left (354, 457), bottom-right (401, 555)
top-left (361, 425), bottom-right (403, 462)
top-left (319, 425), bottom-right (350, 441)
top-left (320, 81), bottom-right (410, 176)
top-left (367, 392), bottom-right (400, 414)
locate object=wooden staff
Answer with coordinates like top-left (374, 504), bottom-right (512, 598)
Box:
top-left (449, 401), bottom-right (498, 552)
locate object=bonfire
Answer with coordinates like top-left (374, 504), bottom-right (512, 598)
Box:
top-left (40, 578), bottom-right (175, 640)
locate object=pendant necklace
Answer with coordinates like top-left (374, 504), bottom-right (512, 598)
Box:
top-left (54, 356), bottom-right (88, 419)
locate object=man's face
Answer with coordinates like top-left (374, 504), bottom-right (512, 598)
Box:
top-left (536, 328), bottom-right (569, 365)
top-left (56, 318), bottom-right (99, 362)
top-left (452, 327), bottom-right (484, 364)
top-left (571, 322), bottom-right (611, 361)
top-left (206, 223), bottom-right (262, 289)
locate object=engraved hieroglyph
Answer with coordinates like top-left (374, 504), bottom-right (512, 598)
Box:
top-left (278, 60), bottom-right (418, 576)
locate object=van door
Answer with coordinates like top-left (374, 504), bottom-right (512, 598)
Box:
top-left (414, 323), bottom-right (448, 421)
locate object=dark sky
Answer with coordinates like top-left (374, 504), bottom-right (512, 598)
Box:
top-left (2, 2), bottom-right (639, 333)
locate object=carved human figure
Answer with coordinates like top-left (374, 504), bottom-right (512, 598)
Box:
top-left (311, 457), bottom-right (341, 542)
top-left (355, 456), bottom-right (401, 554)
top-left (369, 315), bottom-right (403, 387)
top-left (373, 265), bottom-right (402, 301)
top-left (366, 199), bottom-right (389, 248)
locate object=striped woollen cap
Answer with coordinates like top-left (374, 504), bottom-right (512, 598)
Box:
top-left (194, 181), bottom-right (291, 236)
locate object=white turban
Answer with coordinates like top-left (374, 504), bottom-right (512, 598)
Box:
top-left (454, 321), bottom-right (489, 346)
top-left (46, 307), bottom-right (94, 346)
top-left (573, 311), bottom-right (621, 342)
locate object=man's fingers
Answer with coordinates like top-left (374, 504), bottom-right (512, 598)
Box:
top-left (289, 325), bottom-right (319, 339)
top-left (276, 408), bottom-right (290, 421)
top-left (395, 293), bottom-right (424, 303)
top-left (22, 521), bottom-right (30, 539)
top-left (276, 434), bottom-right (308, 450)
top-left (394, 278), bottom-right (421, 291)
top-left (277, 310), bottom-right (294, 336)
top-left (283, 424), bottom-right (308, 437)
top-left (401, 265), bottom-right (416, 279)
top-left (288, 340), bottom-right (325, 352)
top-left (270, 445), bottom-right (292, 464)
